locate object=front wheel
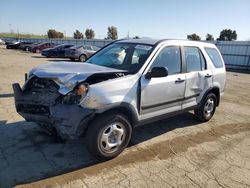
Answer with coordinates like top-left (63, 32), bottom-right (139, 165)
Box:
top-left (194, 93), bottom-right (217, 122)
top-left (85, 112), bottom-right (132, 160)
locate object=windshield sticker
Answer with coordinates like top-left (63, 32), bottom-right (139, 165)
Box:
top-left (135, 45), bottom-right (152, 51)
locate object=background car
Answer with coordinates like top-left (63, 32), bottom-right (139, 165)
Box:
top-left (41, 44), bottom-right (73, 57)
top-left (10, 41), bottom-right (33, 49)
top-left (31, 42), bottom-right (56, 53)
top-left (6, 41), bottom-right (22, 49)
top-left (4, 38), bottom-right (19, 45)
top-left (65, 45), bottom-right (100, 62)
top-left (0, 38), bottom-right (5, 45)
top-left (18, 42), bottom-right (35, 51)
top-left (7, 41), bottom-right (34, 49)
top-left (20, 42), bottom-right (40, 51)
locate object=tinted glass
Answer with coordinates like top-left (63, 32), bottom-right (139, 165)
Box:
top-left (184, 47), bottom-right (206, 72)
top-left (205, 48), bottom-right (224, 68)
top-left (150, 46), bottom-right (181, 75)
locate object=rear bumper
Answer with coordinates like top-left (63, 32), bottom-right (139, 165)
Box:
top-left (12, 83), bottom-right (94, 139)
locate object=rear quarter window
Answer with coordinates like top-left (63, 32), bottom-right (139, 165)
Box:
top-left (205, 48), bottom-right (224, 68)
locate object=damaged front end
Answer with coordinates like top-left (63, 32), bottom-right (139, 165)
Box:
top-left (12, 76), bottom-right (94, 139)
top-left (12, 62), bottom-right (129, 139)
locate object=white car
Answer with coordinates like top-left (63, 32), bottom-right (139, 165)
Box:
top-left (13, 39), bottom-right (226, 160)
top-left (0, 38), bottom-right (5, 45)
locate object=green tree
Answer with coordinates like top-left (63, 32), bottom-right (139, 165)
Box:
top-left (73, 30), bottom-right (84, 39)
top-left (206, 33), bottom-right (214, 41)
top-left (217, 29), bottom-right (237, 41)
top-left (47, 29), bottom-right (64, 38)
top-left (187, 33), bottom-right (201, 41)
top-left (107, 26), bottom-right (118, 40)
top-left (85, 28), bottom-right (95, 39)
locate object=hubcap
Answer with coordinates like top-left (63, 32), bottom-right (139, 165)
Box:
top-left (204, 98), bottom-right (214, 117)
top-left (99, 122), bottom-right (125, 154)
top-left (80, 55), bottom-right (85, 62)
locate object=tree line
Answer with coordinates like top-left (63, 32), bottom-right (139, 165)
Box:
top-left (47, 26), bottom-right (118, 40)
top-left (187, 29), bottom-right (237, 41)
top-left (47, 27), bottom-right (238, 41)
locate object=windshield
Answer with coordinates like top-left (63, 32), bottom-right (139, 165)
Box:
top-left (86, 43), bottom-right (153, 73)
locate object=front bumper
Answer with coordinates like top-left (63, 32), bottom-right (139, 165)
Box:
top-left (41, 51), bottom-right (48, 57)
top-left (12, 83), bottom-right (94, 139)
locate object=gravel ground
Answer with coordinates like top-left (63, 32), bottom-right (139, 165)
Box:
top-left (0, 45), bottom-right (250, 188)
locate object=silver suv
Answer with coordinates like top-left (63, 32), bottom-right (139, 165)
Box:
top-left (13, 39), bottom-right (226, 159)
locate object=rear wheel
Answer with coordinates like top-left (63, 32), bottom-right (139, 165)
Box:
top-left (86, 112), bottom-right (132, 160)
top-left (79, 54), bottom-right (87, 62)
top-left (194, 93), bottom-right (217, 122)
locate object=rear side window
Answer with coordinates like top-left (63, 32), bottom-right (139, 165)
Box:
top-left (205, 48), bottom-right (224, 68)
top-left (184, 47), bottom-right (206, 72)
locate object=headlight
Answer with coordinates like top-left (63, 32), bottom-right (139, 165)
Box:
top-left (75, 84), bottom-right (88, 96)
top-left (61, 83), bottom-right (88, 104)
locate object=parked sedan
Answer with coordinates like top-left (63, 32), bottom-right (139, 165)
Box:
top-left (18, 42), bottom-right (36, 51)
top-left (31, 42), bottom-right (56, 53)
top-left (41, 44), bottom-right (73, 58)
top-left (21, 43), bottom-right (40, 51)
top-left (65, 45), bottom-right (100, 62)
top-left (6, 41), bottom-right (23, 49)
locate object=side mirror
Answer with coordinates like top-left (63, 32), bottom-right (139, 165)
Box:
top-left (145, 67), bottom-right (168, 79)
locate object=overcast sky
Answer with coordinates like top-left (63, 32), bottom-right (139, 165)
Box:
top-left (0, 0), bottom-right (249, 40)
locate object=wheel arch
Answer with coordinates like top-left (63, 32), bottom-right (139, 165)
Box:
top-left (79, 53), bottom-right (87, 58)
top-left (200, 87), bottom-right (220, 107)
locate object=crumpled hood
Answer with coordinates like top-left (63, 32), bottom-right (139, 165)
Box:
top-left (29, 61), bottom-right (126, 94)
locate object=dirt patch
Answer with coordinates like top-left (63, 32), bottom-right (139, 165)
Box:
top-left (48, 123), bottom-right (250, 180)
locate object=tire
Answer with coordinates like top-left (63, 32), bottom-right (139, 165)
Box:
top-left (25, 47), bottom-right (29, 51)
top-left (85, 112), bottom-right (132, 160)
top-left (194, 93), bottom-right (217, 122)
top-left (79, 54), bottom-right (87, 62)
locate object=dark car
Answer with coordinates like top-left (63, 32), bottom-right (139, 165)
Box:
top-left (65, 45), bottom-right (100, 62)
top-left (4, 38), bottom-right (19, 45)
top-left (21, 43), bottom-right (40, 51)
top-left (31, 42), bottom-right (56, 53)
top-left (18, 42), bottom-right (37, 51)
top-left (7, 41), bottom-right (34, 49)
top-left (41, 44), bottom-right (73, 57)
top-left (6, 41), bottom-right (23, 49)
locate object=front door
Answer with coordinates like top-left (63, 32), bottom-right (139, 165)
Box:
top-left (140, 46), bottom-right (186, 119)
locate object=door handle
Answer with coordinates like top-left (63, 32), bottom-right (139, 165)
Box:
top-left (175, 78), bottom-right (185, 83)
top-left (205, 74), bottom-right (212, 78)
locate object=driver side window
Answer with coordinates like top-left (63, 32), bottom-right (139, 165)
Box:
top-left (150, 46), bottom-right (181, 75)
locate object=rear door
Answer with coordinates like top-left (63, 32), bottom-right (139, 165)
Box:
top-left (182, 46), bottom-right (213, 109)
